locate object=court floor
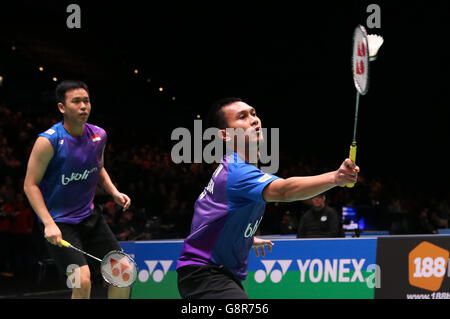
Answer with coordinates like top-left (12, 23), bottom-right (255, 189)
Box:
top-left (0, 269), bottom-right (108, 299)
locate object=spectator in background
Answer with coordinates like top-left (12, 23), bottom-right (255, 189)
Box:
top-left (431, 210), bottom-right (448, 229)
top-left (0, 185), bottom-right (15, 276)
top-left (114, 209), bottom-right (137, 241)
top-left (431, 197), bottom-right (449, 229)
top-left (279, 211), bottom-right (298, 235)
top-left (417, 208), bottom-right (438, 234)
top-left (11, 191), bottom-right (35, 281)
top-left (103, 201), bottom-right (118, 230)
top-left (175, 200), bottom-right (192, 238)
top-left (388, 196), bottom-right (416, 235)
top-left (297, 193), bottom-right (342, 238)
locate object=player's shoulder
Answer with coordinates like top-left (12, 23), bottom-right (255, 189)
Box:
top-left (226, 154), bottom-right (267, 188)
top-left (85, 123), bottom-right (107, 137)
top-left (39, 121), bottom-right (63, 140)
top-left (227, 153), bottom-right (263, 177)
top-left (84, 122), bottom-right (105, 133)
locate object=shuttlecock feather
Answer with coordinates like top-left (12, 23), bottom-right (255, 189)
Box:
top-left (367, 34), bottom-right (384, 61)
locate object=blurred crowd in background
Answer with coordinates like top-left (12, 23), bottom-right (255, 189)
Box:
top-left (1, 104), bottom-right (449, 279)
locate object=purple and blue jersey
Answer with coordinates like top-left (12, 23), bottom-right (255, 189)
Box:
top-left (177, 152), bottom-right (279, 281)
top-left (38, 121), bottom-right (106, 224)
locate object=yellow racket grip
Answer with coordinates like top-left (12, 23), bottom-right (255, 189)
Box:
top-left (60, 239), bottom-right (71, 248)
top-left (346, 143), bottom-right (357, 188)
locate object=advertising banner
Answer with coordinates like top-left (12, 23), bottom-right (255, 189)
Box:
top-left (121, 238), bottom-right (378, 299)
top-left (374, 235), bottom-right (450, 299)
top-left (244, 238), bottom-right (377, 299)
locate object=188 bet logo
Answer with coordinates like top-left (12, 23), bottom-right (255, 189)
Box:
top-left (408, 241), bottom-right (449, 291)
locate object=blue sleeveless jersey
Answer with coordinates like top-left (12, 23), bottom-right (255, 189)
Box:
top-left (38, 121), bottom-right (107, 224)
top-left (177, 152), bottom-right (279, 281)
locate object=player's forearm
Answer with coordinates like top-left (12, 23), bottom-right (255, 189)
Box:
top-left (266, 172), bottom-right (337, 202)
top-left (98, 167), bottom-right (119, 196)
top-left (283, 173), bottom-right (337, 201)
top-left (23, 184), bottom-right (55, 226)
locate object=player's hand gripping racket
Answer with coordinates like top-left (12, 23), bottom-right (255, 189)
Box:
top-left (60, 239), bottom-right (138, 288)
top-left (347, 25), bottom-right (384, 187)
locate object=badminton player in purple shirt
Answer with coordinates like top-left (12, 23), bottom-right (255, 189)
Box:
top-left (24, 80), bottom-right (131, 299)
top-left (176, 97), bottom-right (360, 299)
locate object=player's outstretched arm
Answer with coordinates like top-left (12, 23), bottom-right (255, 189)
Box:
top-left (263, 159), bottom-right (359, 202)
top-left (23, 137), bottom-right (62, 246)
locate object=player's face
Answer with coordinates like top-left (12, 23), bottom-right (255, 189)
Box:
top-left (59, 88), bottom-right (91, 124)
top-left (221, 102), bottom-right (262, 143)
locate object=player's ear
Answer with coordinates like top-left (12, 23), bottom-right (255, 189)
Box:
top-left (57, 102), bottom-right (65, 114)
top-left (219, 128), bottom-right (232, 142)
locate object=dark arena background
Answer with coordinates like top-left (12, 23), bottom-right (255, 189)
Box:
top-left (1, 0), bottom-right (450, 307)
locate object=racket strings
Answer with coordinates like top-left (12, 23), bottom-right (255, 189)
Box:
top-left (100, 251), bottom-right (138, 287)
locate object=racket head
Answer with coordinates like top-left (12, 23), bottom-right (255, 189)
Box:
top-left (100, 250), bottom-right (138, 288)
top-left (352, 25), bottom-right (370, 95)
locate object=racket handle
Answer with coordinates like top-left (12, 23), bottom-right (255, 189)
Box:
top-left (60, 239), bottom-right (71, 248)
top-left (346, 143), bottom-right (357, 188)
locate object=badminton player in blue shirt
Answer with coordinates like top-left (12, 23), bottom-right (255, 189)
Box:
top-left (24, 80), bottom-right (131, 299)
top-left (177, 97), bottom-right (359, 299)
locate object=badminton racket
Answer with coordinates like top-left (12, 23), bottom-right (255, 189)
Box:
top-left (347, 25), bottom-right (384, 187)
top-left (60, 239), bottom-right (138, 288)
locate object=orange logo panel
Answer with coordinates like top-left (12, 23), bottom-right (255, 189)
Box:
top-left (408, 241), bottom-right (449, 292)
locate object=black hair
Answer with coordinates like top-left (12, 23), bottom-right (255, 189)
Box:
top-left (55, 80), bottom-right (89, 104)
top-left (206, 97), bottom-right (243, 129)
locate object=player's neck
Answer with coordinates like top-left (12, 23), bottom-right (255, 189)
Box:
top-left (63, 119), bottom-right (85, 137)
top-left (235, 147), bottom-right (260, 165)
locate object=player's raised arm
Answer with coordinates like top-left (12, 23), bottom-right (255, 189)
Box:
top-left (263, 158), bottom-right (359, 202)
top-left (23, 136), bottom-right (62, 245)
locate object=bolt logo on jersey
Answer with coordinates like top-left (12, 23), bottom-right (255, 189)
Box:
top-left (61, 167), bottom-right (98, 186)
top-left (244, 216), bottom-right (263, 238)
top-left (177, 152), bottom-right (279, 281)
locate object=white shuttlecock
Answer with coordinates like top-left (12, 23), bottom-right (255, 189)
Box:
top-left (367, 34), bottom-right (384, 61)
